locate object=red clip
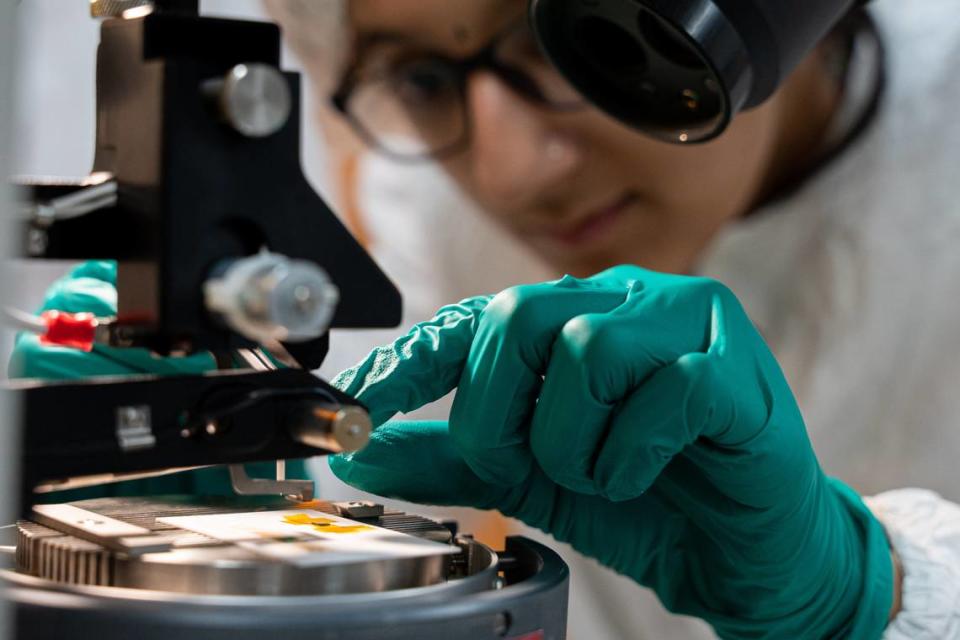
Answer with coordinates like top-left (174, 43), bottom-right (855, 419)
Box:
top-left (39, 311), bottom-right (99, 352)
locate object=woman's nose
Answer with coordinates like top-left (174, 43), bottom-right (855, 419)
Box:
top-left (464, 72), bottom-right (585, 207)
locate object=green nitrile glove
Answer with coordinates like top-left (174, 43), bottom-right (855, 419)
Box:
top-left (9, 261), bottom-right (216, 379)
top-left (331, 266), bottom-right (893, 640)
top-left (8, 260), bottom-right (308, 499)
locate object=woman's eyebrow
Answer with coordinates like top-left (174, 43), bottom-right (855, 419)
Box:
top-left (346, 31), bottom-right (415, 73)
top-left (356, 30), bottom-right (414, 48)
top-left (350, 29), bottom-right (435, 68)
top-left (349, 0), bottom-right (523, 66)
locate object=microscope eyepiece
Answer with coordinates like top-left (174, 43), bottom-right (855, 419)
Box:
top-left (529, 0), bottom-right (860, 143)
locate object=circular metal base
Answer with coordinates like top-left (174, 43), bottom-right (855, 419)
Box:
top-left (15, 496), bottom-right (469, 596)
top-left (7, 497), bottom-right (570, 638)
top-left (5, 537), bottom-right (569, 640)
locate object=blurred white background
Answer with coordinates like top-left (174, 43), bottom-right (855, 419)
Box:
top-left (11, 0), bottom-right (300, 177)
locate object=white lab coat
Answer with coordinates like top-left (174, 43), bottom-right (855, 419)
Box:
top-left (314, 0), bottom-right (960, 637)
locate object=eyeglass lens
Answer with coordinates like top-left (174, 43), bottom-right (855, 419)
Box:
top-left (342, 19), bottom-right (585, 159)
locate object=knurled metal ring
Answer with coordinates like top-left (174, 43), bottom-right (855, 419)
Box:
top-left (89, 0), bottom-right (153, 18)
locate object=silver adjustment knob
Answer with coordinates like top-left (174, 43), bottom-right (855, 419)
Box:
top-left (204, 251), bottom-right (340, 344)
top-left (214, 64), bottom-right (293, 138)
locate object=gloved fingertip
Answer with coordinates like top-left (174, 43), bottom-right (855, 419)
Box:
top-left (547, 473), bottom-right (600, 496)
top-left (326, 421), bottom-right (508, 510)
top-left (69, 260), bottom-right (117, 284)
top-left (43, 278), bottom-right (118, 317)
top-left (327, 453), bottom-right (354, 484)
top-left (599, 484), bottom-right (647, 503)
top-left (592, 451), bottom-right (651, 502)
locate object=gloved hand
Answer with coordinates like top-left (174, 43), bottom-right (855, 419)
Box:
top-left (9, 260), bottom-right (215, 379)
top-left (331, 266), bottom-right (894, 639)
top-left (8, 260), bottom-right (307, 499)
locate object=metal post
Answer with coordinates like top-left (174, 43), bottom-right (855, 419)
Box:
top-left (0, 0), bottom-right (20, 636)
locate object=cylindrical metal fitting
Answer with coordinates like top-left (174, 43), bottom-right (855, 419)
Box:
top-left (210, 64), bottom-right (293, 138)
top-left (289, 405), bottom-right (372, 453)
top-left (204, 251), bottom-right (340, 345)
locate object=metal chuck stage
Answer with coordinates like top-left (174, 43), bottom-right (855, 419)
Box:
top-left (2, 496), bottom-right (569, 640)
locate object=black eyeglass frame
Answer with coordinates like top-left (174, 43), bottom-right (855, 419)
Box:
top-left (330, 19), bottom-right (587, 162)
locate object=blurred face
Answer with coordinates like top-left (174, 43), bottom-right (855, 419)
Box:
top-left (346, 0), bottom-right (838, 276)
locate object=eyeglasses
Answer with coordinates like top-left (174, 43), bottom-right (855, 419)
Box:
top-left (331, 18), bottom-right (587, 161)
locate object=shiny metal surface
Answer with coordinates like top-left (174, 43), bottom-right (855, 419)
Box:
top-left (115, 404), bottom-right (156, 452)
top-left (17, 521), bottom-right (113, 587)
top-left (217, 64), bottom-right (292, 139)
top-left (330, 407), bottom-right (373, 451)
top-left (290, 405), bottom-right (372, 453)
top-left (31, 504), bottom-right (173, 556)
top-left (333, 502), bottom-right (385, 520)
top-left (14, 497), bottom-right (473, 596)
top-left (114, 546), bottom-right (453, 596)
top-left (89, 0), bottom-right (154, 18)
top-left (228, 464), bottom-right (314, 502)
top-left (5, 535), bottom-right (497, 602)
top-left (33, 466), bottom-right (210, 495)
top-left (7, 537), bottom-right (568, 640)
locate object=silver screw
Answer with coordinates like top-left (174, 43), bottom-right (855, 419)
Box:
top-left (28, 228), bottom-right (49, 256)
top-left (124, 407), bottom-right (146, 428)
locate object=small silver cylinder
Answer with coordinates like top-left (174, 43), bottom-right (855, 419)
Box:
top-left (209, 63), bottom-right (293, 138)
top-left (289, 405), bottom-right (372, 453)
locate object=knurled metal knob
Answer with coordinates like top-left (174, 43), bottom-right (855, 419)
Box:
top-left (90, 0), bottom-right (196, 17)
top-left (89, 0), bottom-right (153, 18)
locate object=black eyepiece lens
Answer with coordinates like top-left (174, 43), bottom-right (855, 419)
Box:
top-left (530, 0), bottom-right (741, 143)
top-left (575, 16), bottom-right (647, 74)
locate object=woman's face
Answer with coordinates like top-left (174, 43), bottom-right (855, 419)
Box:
top-left (346, 0), bottom-right (834, 276)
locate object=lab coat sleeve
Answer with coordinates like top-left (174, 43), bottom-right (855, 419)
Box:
top-left (866, 490), bottom-right (960, 639)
